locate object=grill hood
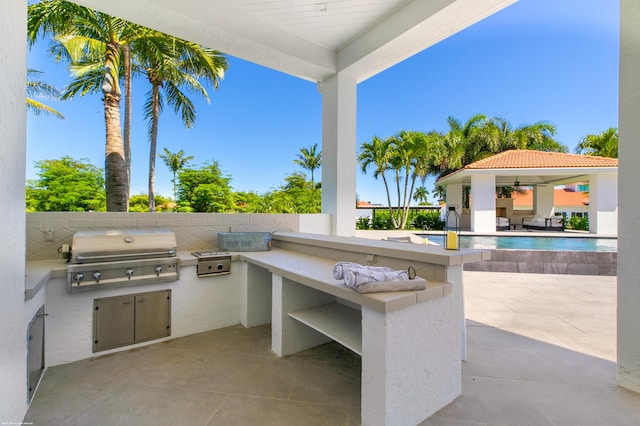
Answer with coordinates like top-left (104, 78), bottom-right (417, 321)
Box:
top-left (70, 229), bottom-right (177, 264)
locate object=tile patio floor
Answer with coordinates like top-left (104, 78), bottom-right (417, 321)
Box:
top-left (24, 271), bottom-right (640, 425)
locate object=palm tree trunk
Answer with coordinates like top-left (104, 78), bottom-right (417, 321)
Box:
top-left (123, 43), bottom-right (132, 196)
top-left (172, 171), bottom-right (177, 204)
top-left (104, 92), bottom-right (128, 211)
top-left (103, 42), bottom-right (127, 212)
top-left (381, 174), bottom-right (397, 228)
top-left (148, 83), bottom-right (160, 212)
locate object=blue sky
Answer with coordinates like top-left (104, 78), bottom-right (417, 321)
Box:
top-left (26, 0), bottom-right (619, 205)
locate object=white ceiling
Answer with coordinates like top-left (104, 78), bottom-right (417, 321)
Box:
top-left (221, 0), bottom-right (412, 51)
top-left (75, 0), bottom-right (517, 83)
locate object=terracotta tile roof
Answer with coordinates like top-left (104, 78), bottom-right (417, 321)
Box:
top-left (512, 188), bottom-right (589, 207)
top-left (465, 150), bottom-right (618, 169)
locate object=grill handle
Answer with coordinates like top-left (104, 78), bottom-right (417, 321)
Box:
top-left (75, 249), bottom-right (176, 263)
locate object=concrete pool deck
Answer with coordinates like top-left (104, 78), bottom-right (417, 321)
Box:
top-left (423, 270), bottom-right (639, 425)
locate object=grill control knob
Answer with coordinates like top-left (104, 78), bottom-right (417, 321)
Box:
top-left (73, 273), bottom-right (84, 286)
top-left (92, 271), bottom-right (102, 283)
top-left (154, 266), bottom-right (163, 277)
top-left (125, 269), bottom-right (134, 280)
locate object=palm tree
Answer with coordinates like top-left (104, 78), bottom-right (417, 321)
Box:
top-left (433, 185), bottom-right (446, 203)
top-left (293, 143), bottom-right (322, 188)
top-left (575, 127), bottom-right (618, 158)
top-left (159, 148), bottom-right (194, 204)
top-left (134, 35), bottom-right (227, 211)
top-left (28, 0), bottom-right (140, 211)
top-left (438, 113), bottom-right (488, 177)
top-left (358, 136), bottom-right (397, 228)
top-left (512, 121), bottom-right (566, 152)
top-left (413, 186), bottom-right (429, 205)
top-left (26, 69), bottom-right (65, 119)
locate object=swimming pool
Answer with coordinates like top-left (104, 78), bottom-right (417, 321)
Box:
top-left (418, 235), bottom-right (617, 252)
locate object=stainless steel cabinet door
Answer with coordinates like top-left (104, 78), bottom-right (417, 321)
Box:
top-left (93, 294), bottom-right (135, 352)
top-left (134, 290), bottom-right (171, 342)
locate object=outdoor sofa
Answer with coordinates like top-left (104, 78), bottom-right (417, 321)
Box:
top-left (522, 215), bottom-right (565, 231)
top-left (496, 217), bottom-right (510, 231)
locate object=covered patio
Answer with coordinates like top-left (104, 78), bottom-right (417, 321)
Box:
top-left (437, 150), bottom-right (618, 235)
top-left (2, 0), bottom-right (640, 424)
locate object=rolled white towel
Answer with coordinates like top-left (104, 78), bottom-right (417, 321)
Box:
top-left (332, 262), bottom-right (392, 280)
top-left (343, 268), bottom-right (410, 288)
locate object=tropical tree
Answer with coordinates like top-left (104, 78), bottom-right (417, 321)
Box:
top-left (28, 0), bottom-right (140, 211)
top-left (413, 186), bottom-right (429, 205)
top-left (433, 185), bottom-right (446, 203)
top-left (438, 115), bottom-right (567, 179)
top-left (129, 193), bottom-right (172, 212)
top-left (358, 136), bottom-right (397, 227)
top-left (440, 113), bottom-right (489, 176)
top-left (359, 131), bottom-right (444, 229)
top-left (574, 127), bottom-right (618, 158)
top-left (135, 35), bottom-right (227, 211)
top-left (176, 161), bottom-right (234, 212)
top-left (510, 121), bottom-right (567, 152)
top-left (26, 69), bottom-right (64, 119)
top-left (26, 156), bottom-right (105, 211)
top-left (159, 148), bottom-right (194, 203)
top-left (293, 143), bottom-right (322, 188)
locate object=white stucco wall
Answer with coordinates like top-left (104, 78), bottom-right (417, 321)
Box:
top-left (618, 0), bottom-right (640, 393)
top-left (26, 212), bottom-right (331, 260)
top-left (589, 173), bottom-right (618, 235)
top-left (445, 183), bottom-right (463, 211)
top-left (0, 0), bottom-right (28, 421)
top-left (470, 174), bottom-right (496, 233)
top-left (44, 266), bottom-right (242, 366)
top-left (534, 184), bottom-right (555, 218)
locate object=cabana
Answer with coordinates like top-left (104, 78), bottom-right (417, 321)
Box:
top-left (436, 150), bottom-right (618, 235)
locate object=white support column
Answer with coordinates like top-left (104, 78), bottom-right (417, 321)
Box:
top-left (533, 184), bottom-right (555, 218)
top-left (319, 73), bottom-right (357, 236)
top-left (445, 183), bottom-right (463, 222)
top-left (617, 0), bottom-right (640, 394)
top-left (0, 0), bottom-right (28, 422)
top-left (588, 173), bottom-right (618, 235)
top-left (470, 174), bottom-right (496, 233)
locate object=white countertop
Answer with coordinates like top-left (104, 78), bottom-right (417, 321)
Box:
top-left (239, 250), bottom-right (452, 313)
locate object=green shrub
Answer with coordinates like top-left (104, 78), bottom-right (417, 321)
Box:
top-left (356, 217), bottom-right (371, 230)
top-left (411, 211), bottom-right (444, 230)
top-left (567, 216), bottom-right (589, 231)
top-left (371, 211), bottom-right (394, 230)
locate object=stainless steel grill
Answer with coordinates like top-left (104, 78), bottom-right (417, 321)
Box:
top-left (66, 229), bottom-right (180, 293)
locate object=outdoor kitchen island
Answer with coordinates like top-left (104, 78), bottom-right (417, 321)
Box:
top-left (24, 230), bottom-right (488, 426)
top-left (238, 232), bottom-right (489, 426)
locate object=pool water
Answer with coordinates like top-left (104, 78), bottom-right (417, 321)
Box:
top-left (419, 235), bottom-right (617, 252)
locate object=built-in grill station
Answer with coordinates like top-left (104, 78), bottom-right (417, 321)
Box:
top-left (66, 229), bottom-right (180, 293)
top-left (190, 251), bottom-right (231, 277)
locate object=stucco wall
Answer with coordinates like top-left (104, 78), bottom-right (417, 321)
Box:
top-left (618, 0), bottom-right (640, 393)
top-left (0, 0), bottom-right (28, 422)
top-left (26, 212), bottom-right (331, 260)
top-left (44, 265), bottom-right (243, 366)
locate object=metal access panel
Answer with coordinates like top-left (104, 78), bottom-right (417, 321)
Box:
top-left (93, 294), bottom-right (135, 352)
top-left (27, 305), bottom-right (46, 403)
top-left (134, 290), bottom-right (171, 343)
